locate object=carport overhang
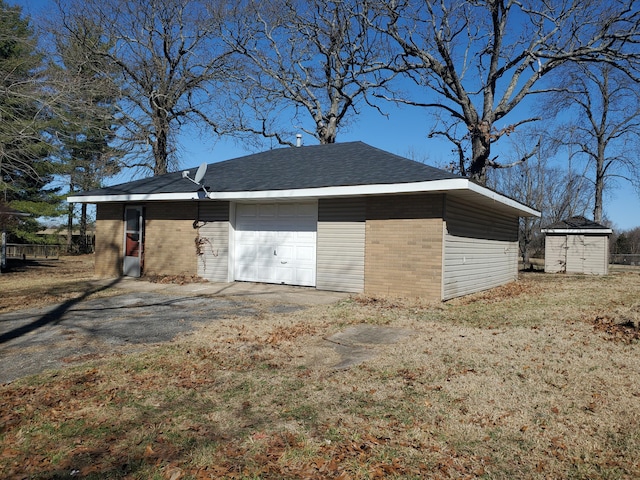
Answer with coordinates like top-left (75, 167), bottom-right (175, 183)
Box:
top-left (67, 178), bottom-right (540, 219)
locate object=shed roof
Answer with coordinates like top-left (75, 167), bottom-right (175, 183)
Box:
top-left (541, 216), bottom-right (612, 234)
top-left (67, 141), bottom-right (540, 218)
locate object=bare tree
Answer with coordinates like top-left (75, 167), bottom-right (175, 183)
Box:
top-left (490, 130), bottom-right (590, 267)
top-left (378, 0), bottom-right (640, 185)
top-left (543, 64), bottom-right (640, 223)
top-left (55, 0), bottom-right (237, 176)
top-left (221, 0), bottom-right (398, 146)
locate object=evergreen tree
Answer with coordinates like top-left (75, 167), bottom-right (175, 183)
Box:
top-left (51, 22), bottom-right (123, 253)
top-left (0, 1), bottom-right (61, 242)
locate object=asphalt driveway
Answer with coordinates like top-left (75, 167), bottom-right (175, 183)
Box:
top-left (0, 279), bottom-right (347, 384)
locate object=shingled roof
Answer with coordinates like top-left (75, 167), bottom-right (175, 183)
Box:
top-left (67, 141), bottom-right (540, 218)
top-left (72, 142), bottom-right (459, 197)
top-left (542, 216), bottom-right (612, 233)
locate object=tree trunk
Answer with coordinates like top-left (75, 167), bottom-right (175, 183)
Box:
top-left (317, 116), bottom-right (338, 144)
top-left (152, 128), bottom-right (169, 176)
top-left (152, 101), bottom-right (170, 175)
top-left (594, 148), bottom-right (605, 223)
top-left (66, 202), bottom-right (74, 254)
top-left (79, 203), bottom-right (88, 254)
top-left (468, 122), bottom-right (491, 185)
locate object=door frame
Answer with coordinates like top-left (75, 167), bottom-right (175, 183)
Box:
top-left (123, 205), bottom-right (144, 277)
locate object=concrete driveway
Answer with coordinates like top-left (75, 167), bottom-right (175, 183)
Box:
top-left (0, 279), bottom-right (347, 384)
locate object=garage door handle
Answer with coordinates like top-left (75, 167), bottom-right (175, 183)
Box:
top-left (274, 250), bottom-right (277, 256)
top-left (281, 261), bottom-right (287, 264)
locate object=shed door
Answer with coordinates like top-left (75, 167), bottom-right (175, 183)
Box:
top-left (235, 202), bottom-right (317, 286)
top-left (566, 235), bottom-right (585, 273)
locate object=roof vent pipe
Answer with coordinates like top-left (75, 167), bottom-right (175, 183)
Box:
top-left (296, 134), bottom-right (302, 147)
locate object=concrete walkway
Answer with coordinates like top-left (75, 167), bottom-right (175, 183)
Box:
top-left (107, 277), bottom-right (349, 305)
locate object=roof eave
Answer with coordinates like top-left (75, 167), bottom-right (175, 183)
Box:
top-left (68, 178), bottom-right (540, 218)
top-left (67, 191), bottom-right (208, 203)
top-left (541, 228), bottom-right (613, 235)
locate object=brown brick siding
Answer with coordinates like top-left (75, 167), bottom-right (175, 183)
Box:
top-left (143, 203), bottom-right (198, 277)
top-left (364, 194), bottom-right (444, 299)
top-left (95, 203), bottom-right (124, 277)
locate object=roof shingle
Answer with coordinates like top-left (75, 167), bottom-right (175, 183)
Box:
top-left (543, 216), bottom-right (609, 230)
top-left (73, 142), bottom-right (460, 197)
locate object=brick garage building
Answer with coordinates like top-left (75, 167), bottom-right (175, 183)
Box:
top-left (68, 142), bottom-right (539, 301)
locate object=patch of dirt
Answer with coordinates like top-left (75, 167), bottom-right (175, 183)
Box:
top-left (593, 315), bottom-right (640, 343)
top-left (451, 278), bottom-right (542, 305)
top-left (145, 273), bottom-right (208, 285)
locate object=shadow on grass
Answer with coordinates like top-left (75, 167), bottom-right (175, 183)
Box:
top-left (0, 277), bottom-right (123, 344)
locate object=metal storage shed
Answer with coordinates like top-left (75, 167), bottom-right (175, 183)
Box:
top-left (541, 216), bottom-right (612, 275)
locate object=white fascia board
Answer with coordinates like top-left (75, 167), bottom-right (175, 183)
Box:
top-left (67, 192), bottom-right (207, 203)
top-left (206, 178), bottom-right (469, 200)
top-left (465, 181), bottom-right (541, 217)
top-left (67, 178), bottom-right (541, 217)
top-left (541, 228), bottom-right (613, 234)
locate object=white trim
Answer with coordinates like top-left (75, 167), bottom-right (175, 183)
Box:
top-left (67, 191), bottom-right (207, 203)
top-left (541, 228), bottom-right (613, 234)
top-left (465, 181), bottom-right (541, 217)
top-left (227, 202), bottom-right (237, 282)
top-left (68, 178), bottom-right (540, 217)
top-left (206, 179), bottom-right (470, 200)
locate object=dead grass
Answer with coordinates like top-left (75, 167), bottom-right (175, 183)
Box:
top-left (1, 271), bottom-right (640, 479)
top-left (0, 255), bottom-right (105, 313)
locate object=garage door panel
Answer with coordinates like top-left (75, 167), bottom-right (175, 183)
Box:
top-left (276, 244), bottom-right (294, 260)
top-left (295, 230), bottom-right (315, 241)
top-left (296, 245), bottom-right (315, 261)
top-left (295, 267), bottom-right (315, 286)
top-left (235, 202), bottom-right (317, 287)
top-left (257, 245), bottom-right (276, 260)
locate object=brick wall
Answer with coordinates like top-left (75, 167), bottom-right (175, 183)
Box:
top-left (95, 203), bottom-right (124, 277)
top-left (364, 194), bottom-right (444, 300)
top-left (143, 202), bottom-right (197, 276)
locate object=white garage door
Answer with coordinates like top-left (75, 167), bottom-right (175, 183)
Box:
top-left (235, 202), bottom-right (317, 286)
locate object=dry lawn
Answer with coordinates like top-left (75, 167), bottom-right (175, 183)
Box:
top-left (1, 260), bottom-right (640, 479)
top-left (0, 255), bottom-right (120, 313)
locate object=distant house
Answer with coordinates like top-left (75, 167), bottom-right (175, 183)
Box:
top-left (541, 216), bottom-right (612, 275)
top-left (67, 142), bottom-right (540, 300)
top-left (36, 227), bottom-right (96, 253)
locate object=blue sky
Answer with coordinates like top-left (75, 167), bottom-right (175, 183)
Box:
top-left (177, 105), bottom-right (640, 231)
top-left (10, 0), bottom-right (640, 231)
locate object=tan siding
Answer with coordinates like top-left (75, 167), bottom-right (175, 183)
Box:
top-left (365, 194), bottom-right (444, 300)
top-left (144, 202), bottom-right (197, 276)
top-left (544, 235), bottom-right (567, 273)
top-left (548, 234), bottom-right (610, 275)
top-left (565, 235), bottom-right (584, 273)
top-left (583, 235), bottom-right (609, 274)
top-left (443, 197), bottom-right (519, 300)
top-left (95, 203), bottom-right (124, 277)
top-left (197, 201), bottom-right (230, 282)
top-left (317, 198), bottom-right (365, 292)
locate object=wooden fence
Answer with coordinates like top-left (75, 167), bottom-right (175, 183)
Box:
top-left (4, 243), bottom-right (61, 260)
